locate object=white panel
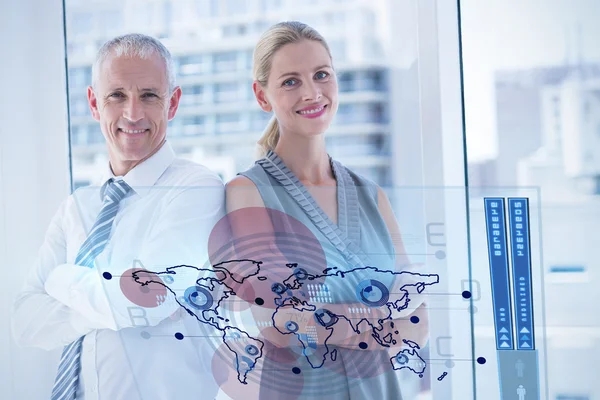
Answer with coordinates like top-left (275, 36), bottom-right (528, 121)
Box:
top-left (0, 0), bottom-right (71, 399)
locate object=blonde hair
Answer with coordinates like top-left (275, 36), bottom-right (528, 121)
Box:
top-left (253, 21), bottom-right (332, 158)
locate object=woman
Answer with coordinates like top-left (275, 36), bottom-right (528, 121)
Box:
top-left (223, 21), bottom-right (429, 400)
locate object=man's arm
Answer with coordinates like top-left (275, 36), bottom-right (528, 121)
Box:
top-left (11, 197), bottom-right (103, 350)
top-left (43, 174), bottom-right (226, 330)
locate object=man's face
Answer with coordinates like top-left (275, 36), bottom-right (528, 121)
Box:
top-left (88, 52), bottom-right (181, 173)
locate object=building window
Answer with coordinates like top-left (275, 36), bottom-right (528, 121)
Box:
top-left (338, 72), bottom-right (354, 92)
top-left (215, 82), bottom-right (242, 103)
top-left (213, 52), bottom-right (238, 73)
top-left (216, 113), bottom-right (243, 133)
top-left (68, 67), bottom-right (91, 90)
top-left (70, 125), bottom-right (87, 146)
top-left (70, 96), bottom-right (89, 117)
top-left (178, 55), bottom-right (210, 76)
top-left (181, 85), bottom-right (205, 106)
top-left (250, 110), bottom-right (272, 131)
top-left (181, 116), bottom-right (206, 136)
top-left (225, 0), bottom-right (247, 16)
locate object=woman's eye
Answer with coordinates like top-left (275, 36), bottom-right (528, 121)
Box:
top-left (315, 71), bottom-right (329, 80)
top-left (283, 78), bottom-right (298, 87)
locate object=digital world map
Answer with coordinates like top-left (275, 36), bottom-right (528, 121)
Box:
top-left (130, 260), bottom-right (440, 385)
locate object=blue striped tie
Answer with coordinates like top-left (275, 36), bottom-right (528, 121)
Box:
top-left (51, 178), bottom-right (132, 400)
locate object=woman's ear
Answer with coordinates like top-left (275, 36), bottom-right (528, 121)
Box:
top-left (253, 81), bottom-right (272, 112)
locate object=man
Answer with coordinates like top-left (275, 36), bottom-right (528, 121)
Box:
top-left (11, 34), bottom-right (223, 399)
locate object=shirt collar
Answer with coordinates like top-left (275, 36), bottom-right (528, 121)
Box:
top-left (98, 140), bottom-right (176, 199)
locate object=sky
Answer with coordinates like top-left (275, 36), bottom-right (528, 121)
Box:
top-left (460, 0), bottom-right (600, 161)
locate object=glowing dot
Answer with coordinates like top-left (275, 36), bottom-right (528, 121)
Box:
top-left (359, 342), bottom-right (368, 349)
top-left (410, 316), bottom-right (420, 324)
top-left (175, 332), bottom-right (184, 340)
top-left (477, 357), bottom-right (486, 364)
top-left (102, 272), bottom-right (112, 280)
top-left (462, 291), bottom-right (472, 299)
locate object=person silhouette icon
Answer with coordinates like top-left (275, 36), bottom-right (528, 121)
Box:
top-left (517, 384), bottom-right (527, 400)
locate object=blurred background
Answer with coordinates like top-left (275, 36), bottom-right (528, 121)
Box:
top-left (1, 0), bottom-right (599, 399)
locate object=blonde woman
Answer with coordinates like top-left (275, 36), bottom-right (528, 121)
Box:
top-left (224, 21), bottom-right (429, 400)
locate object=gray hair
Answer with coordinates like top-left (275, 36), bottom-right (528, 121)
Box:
top-left (91, 33), bottom-right (176, 92)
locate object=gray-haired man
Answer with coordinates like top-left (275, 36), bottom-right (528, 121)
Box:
top-left (12, 34), bottom-right (223, 399)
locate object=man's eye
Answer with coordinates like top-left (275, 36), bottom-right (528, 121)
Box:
top-left (142, 93), bottom-right (158, 99)
top-left (109, 92), bottom-right (124, 98)
top-left (315, 71), bottom-right (329, 80)
top-left (283, 78), bottom-right (298, 87)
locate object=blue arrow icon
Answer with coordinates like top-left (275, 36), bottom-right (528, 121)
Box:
top-left (521, 342), bottom-right (531, 348)
top-left (499, 327), bottom-right (509, 333)
top-left (520, 327), bottom-right (530, 334)
top-left (500, 334), bottom-right (510, 341)
top-left (520, 335), bottom-right (530, 341)
top-left (500, 341), bottom-right (510, 348)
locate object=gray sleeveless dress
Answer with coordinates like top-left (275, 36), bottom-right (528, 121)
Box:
top-left (238, 150), bottom-right (405, 400)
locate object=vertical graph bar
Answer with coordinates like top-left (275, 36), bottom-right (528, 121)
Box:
top-left (484, 198), bottom-right (514, 350)
top-left (507, 198), bottom-right (536, 350)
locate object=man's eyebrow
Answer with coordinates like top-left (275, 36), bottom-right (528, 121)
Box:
top-left (140, 88), bottom-right (160, 92)
top-left (106, 87), bottom-right (161, 92)
top-left (277, 64), bottom-right (332, 80)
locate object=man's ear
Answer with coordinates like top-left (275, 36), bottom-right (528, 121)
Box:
top-left (87, 86), bottom-right (101, 121)
top-left (168, 86), bottom-right (182, 120)
top-left (253, 81), bottom-right (272, 112)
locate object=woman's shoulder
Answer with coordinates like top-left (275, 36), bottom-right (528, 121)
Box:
top-left (235, 161), bottom-right (270, 183)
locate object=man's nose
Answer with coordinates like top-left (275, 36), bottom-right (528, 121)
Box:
top-left (122, 97), bottom-right (144, 123)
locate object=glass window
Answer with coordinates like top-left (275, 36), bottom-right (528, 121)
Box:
top-left (68, 67), bottom-right (91, 90)
top-left (180, 116), bottom-right (206, 136)
top-left (250, 110), bottom-right (272, 131)
top-left (180, 85), bottom-right (205, 106)
top-left (178, 54), bottom-right (210, 76)
top-left (338, 71), bottom-right (354, 92)
top-left (213, 51), bottom-right (239, 73)
top-left (214, 82), bottom-right (242, 103)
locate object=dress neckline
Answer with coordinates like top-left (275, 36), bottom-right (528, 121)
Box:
top-left (258, 150), bottom-right (367, 267)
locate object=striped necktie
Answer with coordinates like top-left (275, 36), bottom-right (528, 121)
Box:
top-left (51, 178), bottom-right (132, 400)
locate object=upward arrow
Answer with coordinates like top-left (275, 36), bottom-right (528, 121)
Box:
top-left (499, 327), bottom-right (509, 333)
top-left (520, 327), bottom-right (530, 334)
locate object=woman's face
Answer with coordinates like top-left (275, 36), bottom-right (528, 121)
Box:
top-left (254, 39), bottom-right (339, 139)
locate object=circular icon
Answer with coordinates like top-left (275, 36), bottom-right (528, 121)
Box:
top-left (285, 321), bottom-right (299, 333)
top-left (162, 275), bottom-right (175, 284)
top-left (313, 308), bottom-right (338, 328)
top-left (245, 345), bottom-right (259, 356)
top-left (396, 354), bottom-right (409, 365)
top-left (271, 283), bottom-right (286, 295)
top-left (356, 280), bottom-right (390, 307)
top-left (184, 286), bottom-right (213, 310)
top-left (294, 267), bottom-right (308, 280)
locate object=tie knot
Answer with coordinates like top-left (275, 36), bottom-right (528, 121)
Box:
top-left (104, 178), bottom-right (132, 203)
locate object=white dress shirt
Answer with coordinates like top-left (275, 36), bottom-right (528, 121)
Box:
top-left (12, 141), bottom-right (225, 400)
